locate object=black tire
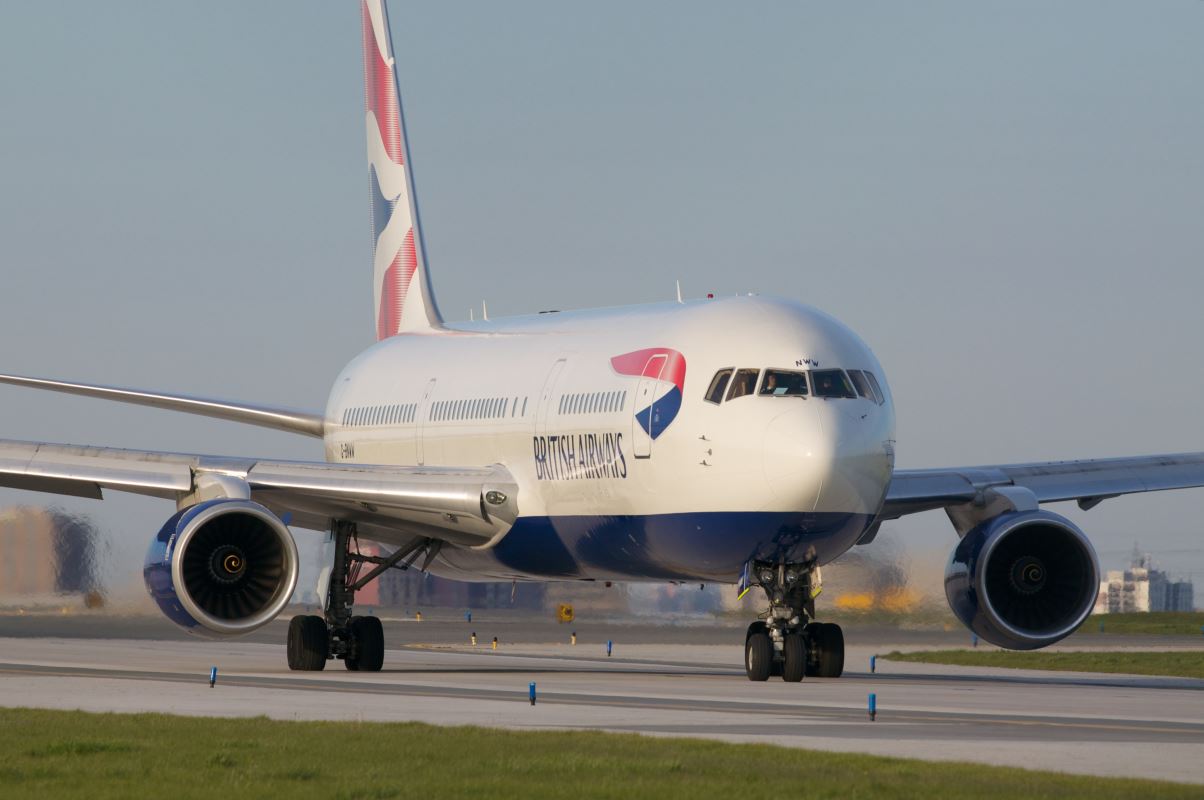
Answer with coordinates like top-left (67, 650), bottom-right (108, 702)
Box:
top-left (745, 631), bottom-right (772, 681)
top-left (746, 622), bottom-right (782, 677)
top-left (345, 615), bottom-right (385, 672)
top-left (811, 622), bottom-right (844, 678)
top-left (781, 632), bottom-right (806, 682)
top-left (287, 615), bottom-right (328, 671)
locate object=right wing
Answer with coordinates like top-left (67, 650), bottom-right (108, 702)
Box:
top-left (880, 452), bottom-right (1204, 520)
top-left (0, 439), bottom-right (517, 549)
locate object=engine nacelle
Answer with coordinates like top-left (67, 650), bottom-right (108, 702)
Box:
top-left (143, 499), bottom-right (299, 638)
top-left (945, 510), bottom-right (1099, 650)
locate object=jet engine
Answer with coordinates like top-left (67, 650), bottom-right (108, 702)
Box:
top-left (143, 499), bottom-right (299, 638)
top-left (944, 510), bottom-right (1098, 650)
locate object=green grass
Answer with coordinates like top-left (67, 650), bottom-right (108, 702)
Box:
top-left (883, 649), bottom-right (1204, 679)
top-left (0, 708), bottom-right (1198, 799)
top-left (1079, 612), bottom-right (1204, 636)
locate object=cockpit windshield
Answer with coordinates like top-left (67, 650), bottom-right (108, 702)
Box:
top-left (759, 369), bottom-right (808, 397)
top-left (811, 369), bottom-right (857, 399)
top-left (704, 369), bottom-right (732, 404)
top-left (703, 366), bottom-right (879, 404)
top-left (847, 369), bottom-right (872, 399)
top-left (725, 369), bottom-right (760, 401)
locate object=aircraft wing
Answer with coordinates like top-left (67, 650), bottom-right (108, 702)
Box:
top-left (0, 374), bottom-right (325, 438)
top-left (881, 452), bottom-right (1204, 520)
top-left (0, 439), bottom-right (518, 549)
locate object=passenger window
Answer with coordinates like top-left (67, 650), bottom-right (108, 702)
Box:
top-left (847, 370), bottom-right (873, 400)
top-left (759, 369), bottom-right (808, 397)
top-left (726, 369), bottom-right (760, 401)
top-left (863, 371), bottom-right (885, 405)
top-left (812, 369), bottom-right (857, 399)
top-left (704, 369), bottom-right (733, 404)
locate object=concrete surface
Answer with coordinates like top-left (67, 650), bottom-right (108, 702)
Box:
top-left (0, 613), bottom-right (1201, 784)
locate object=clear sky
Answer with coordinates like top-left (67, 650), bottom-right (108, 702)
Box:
top-left (1, 1), bottom-right (1202, 599)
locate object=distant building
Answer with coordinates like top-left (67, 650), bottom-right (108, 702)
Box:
top-left (375, 563), bottom-right (546, 611)
top-left (0, 507), bottom-right (100, 599)
top-left (1094, 548), bottom-right (1194, 613)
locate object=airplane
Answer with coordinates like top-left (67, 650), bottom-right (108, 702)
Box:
top-left (3, 0), bottom-right (1204, 681)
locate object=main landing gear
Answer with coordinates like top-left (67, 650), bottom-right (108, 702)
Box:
top-left (287, 521), bottom-right (431, 672)
top-left (742, 560), bottom-right (845, 682)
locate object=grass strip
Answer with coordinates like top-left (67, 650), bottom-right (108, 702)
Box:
top-left (883, 649), bottom-right (1204, 679)
top-left (0, 707), bottom-right (1198, 799)
top-left (1078, 612), bottom-right (1204, 636)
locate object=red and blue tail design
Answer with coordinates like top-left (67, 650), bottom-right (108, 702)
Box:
top-left (362, 0), bottom-right (441, 337)
top-left (610, 348), bottom-right (687, 439)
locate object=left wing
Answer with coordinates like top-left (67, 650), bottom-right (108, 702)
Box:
top-left (0, 439), bottom-right (518, 549)
top-left (0, 374), bottom-right (325, 438)
top-left (881, 452), bottom-right (1204, 520)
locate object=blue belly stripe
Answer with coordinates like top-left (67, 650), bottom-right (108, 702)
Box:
top-left (436, 510), bottom-right (872, 582)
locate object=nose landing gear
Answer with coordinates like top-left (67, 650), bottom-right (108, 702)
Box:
top-left (741, 560), bottom-right (845, 682)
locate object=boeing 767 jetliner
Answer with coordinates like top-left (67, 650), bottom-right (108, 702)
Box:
top-left (3, 1), bottom-right (1203, 681)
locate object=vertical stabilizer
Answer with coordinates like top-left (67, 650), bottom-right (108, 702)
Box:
top-left (362, 0), bottom-right (442, 337)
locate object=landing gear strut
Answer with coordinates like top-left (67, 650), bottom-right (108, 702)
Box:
top-left (287, 521), bottom-right (429, 672)
top-left (741, 559), bottom-right (844, 682)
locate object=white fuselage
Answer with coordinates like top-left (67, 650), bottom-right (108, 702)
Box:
top-left (323, 295), bottom-right (895, 582)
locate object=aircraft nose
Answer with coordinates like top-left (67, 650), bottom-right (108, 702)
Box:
top-left (812, 402), bottom-right (892, 515)
top-left (761, 404), bottom-right (827, 512)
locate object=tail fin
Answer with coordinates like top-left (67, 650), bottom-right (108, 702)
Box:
top-left (362, 0), bottom-right (442, 337)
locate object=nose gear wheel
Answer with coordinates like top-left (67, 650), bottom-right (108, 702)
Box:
top-left (741, 559), bottom-right (845, 682)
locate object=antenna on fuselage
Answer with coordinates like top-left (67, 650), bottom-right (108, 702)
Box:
top-left (482, 301), bottom-right (489, 321)
top-left (675, 280), bottom-right (683, 304)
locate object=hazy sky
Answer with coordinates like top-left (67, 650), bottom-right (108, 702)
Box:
top-left (1, 1), bottom-right (1202, 597)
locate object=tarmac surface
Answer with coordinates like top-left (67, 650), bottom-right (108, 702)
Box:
top-left (1, 611), bottom-right (1202, 784)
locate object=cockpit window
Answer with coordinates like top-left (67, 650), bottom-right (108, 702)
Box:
top-left (704, 369), bottom-right (733, 404)
top-left (726, 369), bottom-right (760, 401)
top-left (812, 369), bottom-right (856, 399)
top-left (759, 369), bottom-right (809, 397)
top-left (847, 369), bottom-right (873, 400)
top-left (862, 371), bottom-right (886, 405)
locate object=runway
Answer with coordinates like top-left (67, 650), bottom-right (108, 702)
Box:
top-left (0, 615), bottom-right (1202, 784)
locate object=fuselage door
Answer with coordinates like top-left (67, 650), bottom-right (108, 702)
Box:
top-left (417, 378), bottom-right (436, 465)
top-left (536, 358), bottom-right (567, 436)
top-left (631, 353), bottom-right (667, 458)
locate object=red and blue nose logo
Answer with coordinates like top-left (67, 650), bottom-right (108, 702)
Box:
top-left (610, 348), bottom-right (686, 440)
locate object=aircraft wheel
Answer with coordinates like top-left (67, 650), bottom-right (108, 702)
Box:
top-left (781, 632), bottom-right (806, 682)
top-left (745, 631), bottom-right (772, 681)
top-left (287, 614), bottom-right (328, 671)
top-left (345, 616), bottom-right (385, 672)
top-left (807, 622), bottom-right (844, 678)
